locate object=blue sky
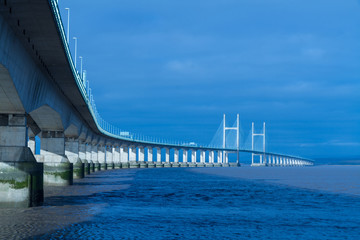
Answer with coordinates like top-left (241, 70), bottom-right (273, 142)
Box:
top-left (59, 0), bottom-right (360, 159)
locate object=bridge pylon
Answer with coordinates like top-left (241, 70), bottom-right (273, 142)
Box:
top-left (251, 122), bottom-right (266, 166)
top-left (222, 114), bottom-right (240, 164)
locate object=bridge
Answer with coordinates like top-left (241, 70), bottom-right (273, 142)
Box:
top-left (0, 0), bottom-right (313, 208)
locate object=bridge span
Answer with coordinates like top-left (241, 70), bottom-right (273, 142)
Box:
top-left (0, 0), bottom-right (313, 208)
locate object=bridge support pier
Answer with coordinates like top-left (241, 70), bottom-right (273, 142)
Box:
top-left (215, 151), bottom-right (222, 167)
top-left (120, 146), bottom-right (129, 168)
top-left (106, 145), bottom-right (114, 169)
top-left (113, 145), bottom-right (120, 169)
top-left (28, 135), bottom-right (36, 155)
top-left (138, 147), bottom-right (147, 168)
top-left (65, 138), bottom-right (84, 179)
top-left (155, 148), bottom-right (163, 168)
top-left (222, 152), bottom-right (229, 167)
top-left (147, 147), bottom-right (155, 168)
top-left (207, 151), bottom-right (214, 167)
top-left (40, 131), bottom-right (73, 186)
top-left (189, 150), bottom-right (197, 167)
top-left (172, 149), bottom-right (180, 167)
top-left (129, 146), bottom-right (138, 168)
top-left (181, 150), bottom-right (188, 167)
top-left (198, 150), bottom-right (205, 167)
top-left (98, 144), bottom-right (107, 170)
top-left (86, 143), bottom-right (94, 172)
top-left (79, 141), bottom-right (90, 175)
top-left (164, 148), bottom-right (171, 168)
top-left (0, 114), bottom-right (44, 208)
top-left (91, 143), bottom-right (100, 171)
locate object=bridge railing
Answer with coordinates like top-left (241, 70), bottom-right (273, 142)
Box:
top-left (49, 0), bottom-right (203, 147)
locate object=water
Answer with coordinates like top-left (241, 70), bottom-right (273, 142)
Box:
top-left (1, 166), bottom-right (360, 239)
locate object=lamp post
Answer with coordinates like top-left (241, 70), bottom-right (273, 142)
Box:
top-left (65, 8), bottom-right (70, 44)
top-left (73, 37), bottom-right (77, 68)
top-left (79, 56), bottom-right (83, 78)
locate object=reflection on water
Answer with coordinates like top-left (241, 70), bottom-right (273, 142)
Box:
top-left (1, 166), bottom-right (360, 239)
top-left (0, 170), bottom-right (135, 240)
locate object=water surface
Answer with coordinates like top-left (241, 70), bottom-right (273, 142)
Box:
top-left (1, 166), bottom-right (359, 239)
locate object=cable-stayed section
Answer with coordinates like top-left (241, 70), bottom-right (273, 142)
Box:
top-left (225, 120), bottom-right (238, 149)
top-left (208, 119), bottom-right (224, 148)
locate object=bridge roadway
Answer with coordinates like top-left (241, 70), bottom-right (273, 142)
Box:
top-left (0, 0), bottom-right (313, 208)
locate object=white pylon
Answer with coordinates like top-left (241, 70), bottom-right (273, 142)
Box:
top-left (251, 122), bottom-right (266, 166)
top-left (222, 114), bottom-right (240, 163)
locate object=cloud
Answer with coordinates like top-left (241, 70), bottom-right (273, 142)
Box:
top-left (165, 60), bottom-right (198, 73)
top-left (302, 48), bottom-right (325, 59)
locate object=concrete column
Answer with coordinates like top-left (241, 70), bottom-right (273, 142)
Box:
top-left (129, 147), bottom-right (136, 161)
top-left (156, 148), bottom-right (161, 162)
top-left (120, 146), bottom-right (129, 168)
top-left (40, 131), bottom-right (73, 186)
top-left (78, 142), bottom-right (86, 164)
top-left (182, 150), bottom-right (188, 163)
top-left (91, 144), bottom-right (100, 171)
top-left (79, 141), bottom-right (90, 175)
top-left (113, 146), bottom-right (120, 168)
top-left (225, 152), bottom-right (229, 163)
top-left (191, 150), bottom-right (196, 163)
top-left (98, 144), bottom-right (106, 170)
top-left (138, 147), bottom-right (145, 162)
top-left (65, 138), bottom-right (84, 179)
top-left (86, 143), bottom-right (94, 172)
top-left (120, 146), bottom-right (128, 162)
top-left (200, 151), bottom-right (205, 163)
top-left (146, 147), bottom-right (155, 168)
top-left (129, 146), bottom-right (139, 168)
top-left (174, 149), bottom-right (179, 163)
top-left (148, 147), bottom-right (153, 162)
top-left (0, 114), bottom-right (43, 207)
top-left (28, 137), bottom-right (36, 155)
top-left (209, 151), bottom-right (214, 164)
top-left (165, 148), bottom-right (170, 163)
top-left (217, 151), bottom-right (223, 164)
top-left (106, 145), bottom-right (114, 169)
top-left (137, 146), bottom-right (146, 168)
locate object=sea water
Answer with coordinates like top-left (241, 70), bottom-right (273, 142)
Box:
top-left (1, 166), bottom-right (359, 239)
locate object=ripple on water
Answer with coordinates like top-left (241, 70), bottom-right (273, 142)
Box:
top-left (1, 168), bottom-right (360, 240)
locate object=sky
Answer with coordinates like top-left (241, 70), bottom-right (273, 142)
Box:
top-left (58, 0), bottom-right (360, 160)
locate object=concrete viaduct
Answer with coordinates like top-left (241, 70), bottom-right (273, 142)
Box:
top-left (0, 0), bottom-right (313, 208)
